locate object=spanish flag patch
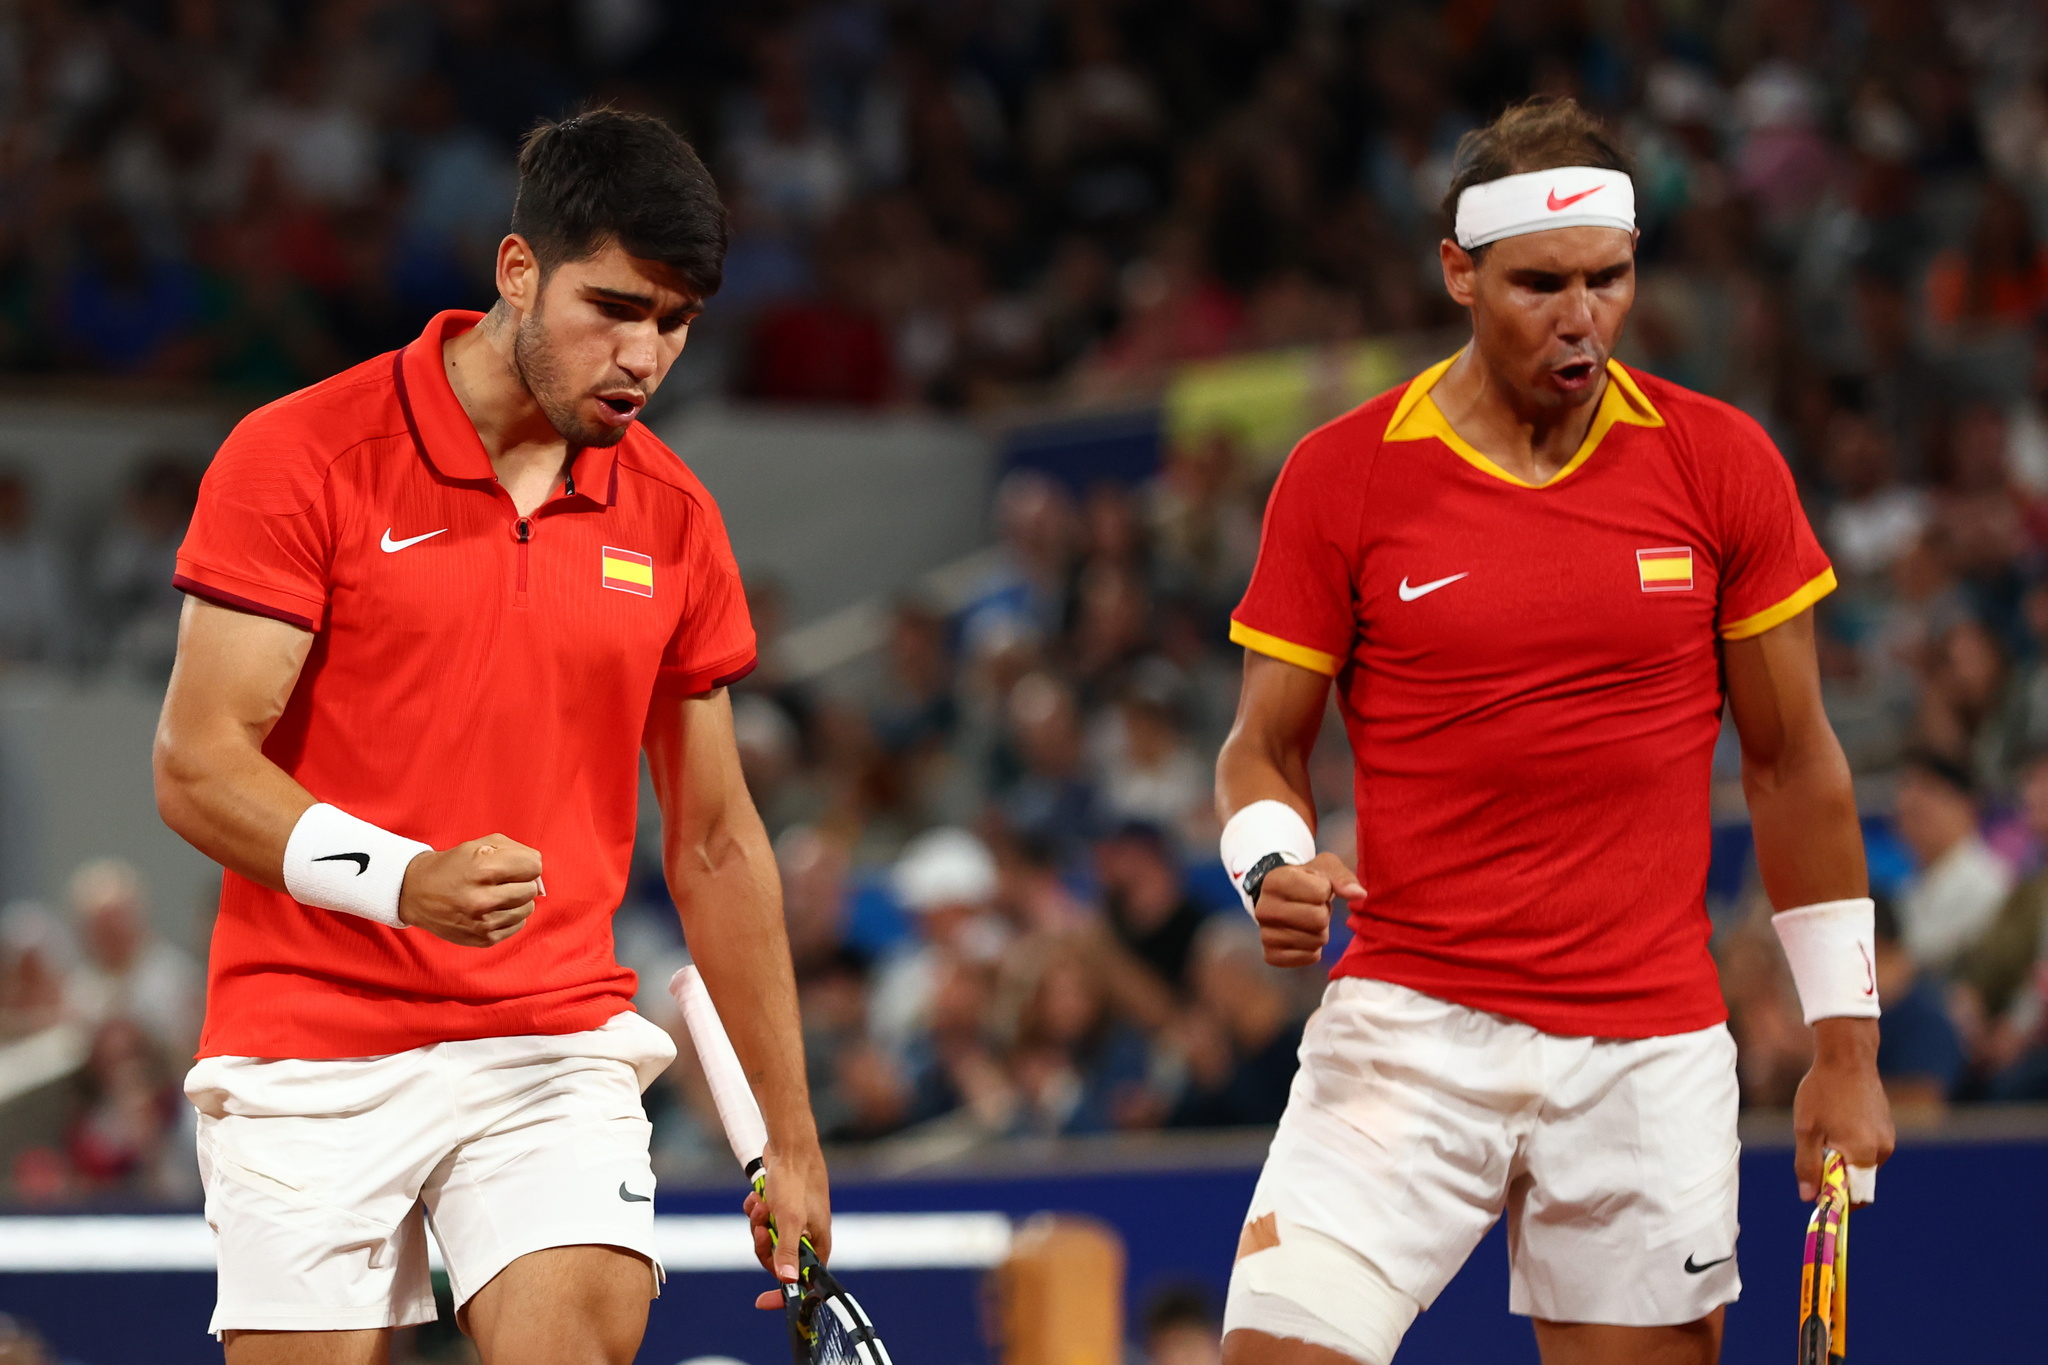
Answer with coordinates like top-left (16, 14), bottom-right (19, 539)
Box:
top-left (1636, 546), bottom-right (1694, 593)
top-left (601, 546), bottom-right (654, 597)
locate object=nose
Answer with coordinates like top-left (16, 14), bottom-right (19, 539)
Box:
top-left (1556, 282), bottom-right (1596, 341)
top-left (617, 321), bottom-right (659, 383)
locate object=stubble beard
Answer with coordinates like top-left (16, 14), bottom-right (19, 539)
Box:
top-left (512, 306), bottom-right (629, 448)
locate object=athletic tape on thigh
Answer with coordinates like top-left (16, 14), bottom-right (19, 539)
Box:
top-left (1226, 1217), bottom-right (1419, 1365)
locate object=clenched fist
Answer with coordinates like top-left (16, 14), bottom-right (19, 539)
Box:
top-left (1253, 853), bottom-right (1367, 968)
top-left (397, 835), bottom-right (542, 947)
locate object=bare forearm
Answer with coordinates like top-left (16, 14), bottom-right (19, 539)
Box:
top-left (1215, 729), bottom-right (1316, 824)
top-left (1216, 653), bottom-right (1332, 823)
top-left (155, 598), bottom-right (320, 889)
top-left (1743, 741), bottom-right (1866, 909)
top-left (667, 804), bottom-right (817, 1154)
top-left (153, 732), bottom-right (315, 892)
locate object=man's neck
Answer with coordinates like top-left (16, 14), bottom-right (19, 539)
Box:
top-left (1430, 347), bottom-right (1605, 486)
top-left (442, 305), bottom-right (571, 513)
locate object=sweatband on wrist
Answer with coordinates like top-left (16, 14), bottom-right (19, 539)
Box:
top-left (1220, 800), bottom-right (1318, 915)
top-left (1454, 167), bottom-right (1636, 249)
top-left (282, 803), bottom-right (432, 928)
top-left (1771, 897), bottom-right (1881, 1025)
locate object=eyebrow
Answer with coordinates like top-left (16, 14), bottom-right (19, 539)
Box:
top-left (584, 285), bottom-right (704, 317)
top-left (585, 286), bottom-right (655, 307)
top-left (1506, 260), bottom-right (1633, 281)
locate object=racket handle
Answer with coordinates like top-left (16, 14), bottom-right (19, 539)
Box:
top-left (670, 965), bottom-right (770, 1170)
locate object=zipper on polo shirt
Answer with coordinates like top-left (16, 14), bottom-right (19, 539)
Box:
top-left (515, 517), bottom-right (531, 595)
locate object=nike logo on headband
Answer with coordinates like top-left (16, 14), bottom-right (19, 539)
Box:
top-left (1546, 186), bottom-right (1603, 211)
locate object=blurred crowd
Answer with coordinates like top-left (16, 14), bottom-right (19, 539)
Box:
top-left (14, 0), bottom-right (2048, 1204)
top-left (0, 858), bottom-right (201, 1205)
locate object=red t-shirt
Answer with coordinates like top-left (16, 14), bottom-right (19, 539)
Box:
top-left (1231, 356), bottom-right (1835, 1038)
top-left (176, 311), bottom-right (756, 1059)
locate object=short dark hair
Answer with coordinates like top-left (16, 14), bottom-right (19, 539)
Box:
top-left (1441, 97), bottom-right (1634, 249)
top-left (510, 108), bottom-right (727, 299)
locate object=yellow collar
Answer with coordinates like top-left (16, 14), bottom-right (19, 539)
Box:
top-left (1383, 353), bottom-right (1664, 489)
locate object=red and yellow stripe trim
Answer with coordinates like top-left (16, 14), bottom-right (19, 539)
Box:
top-left (1383, 352), bottom-right (1665, 489)
top-left (1229, 619), bottom-right (1341, 676)
top-left (1721, 567), bottom-right (1837, 640)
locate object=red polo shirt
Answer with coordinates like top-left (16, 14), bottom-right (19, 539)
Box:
top-left (1232, 356), bottom-right (1833, 1038)
top-left (176, 310), bottom-right (756, 1059)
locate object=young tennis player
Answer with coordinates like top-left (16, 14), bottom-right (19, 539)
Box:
top-left (155, 109), bottom-right (826, 1363)
top-left (1215, 98), bottom-right (1894, 1365)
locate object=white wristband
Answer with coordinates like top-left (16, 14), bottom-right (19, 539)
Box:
top-left (1220, 800), bottom-right (1319, 915)
top-left (1771, 897), bottom-right (1881, 1025)
top-left (282, 803), bottom-right (432, 929)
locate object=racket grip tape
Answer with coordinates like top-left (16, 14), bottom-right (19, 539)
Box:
top-left (670, 966), bottom-right (771, 1169)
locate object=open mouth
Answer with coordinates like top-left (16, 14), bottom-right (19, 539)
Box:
top-left (1551, 358), bottom-right (1598, 389)
top-left (595, 394), bottom-right (644, 426)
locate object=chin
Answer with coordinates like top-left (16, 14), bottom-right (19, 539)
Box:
top-left (545, 413), bottom-right (633, 447)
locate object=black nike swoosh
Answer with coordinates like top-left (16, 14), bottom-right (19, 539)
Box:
top-left (313, 852), bottom-right (371, 875)
top-left (1684, 1252), bottom-right (1734, 1274)
top-left (618, 1183), bottom-right (651, 1203)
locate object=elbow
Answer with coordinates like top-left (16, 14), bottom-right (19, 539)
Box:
top-left (151, 729), bottom-right (206, 840)
top-left (1741, 737), bottom-right (1857, 812)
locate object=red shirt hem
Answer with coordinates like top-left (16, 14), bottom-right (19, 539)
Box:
top-left (1331, 952), bottom-right (1729, 1040)
top-left (195, 985), bottom-right (637, 1060)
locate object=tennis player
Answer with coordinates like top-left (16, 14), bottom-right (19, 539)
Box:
top-left (1215, 99), bottom-right (1893, 1365)
top-left (154, 110), bottom-right (826, 1364)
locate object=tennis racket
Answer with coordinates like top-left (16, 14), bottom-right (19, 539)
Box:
top-left (1796, 1149), bottom-right (1850, 1365)
top-left (669, 966), bottom-right (892, 1365)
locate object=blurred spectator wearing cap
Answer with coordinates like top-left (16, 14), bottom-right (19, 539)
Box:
top-left (1869, 894), bottom-right (1965, 1113)
top-left (869, 827), bottom-right (1007, 1064)
top-left (1893, 751), bottom-right (2012, 974)
top-left (61, 858), bottom-right (200, 1060)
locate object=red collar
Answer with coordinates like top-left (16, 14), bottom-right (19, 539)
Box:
top-left (395, 310), bottom-right (621, 506)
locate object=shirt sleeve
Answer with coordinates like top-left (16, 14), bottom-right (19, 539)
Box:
top-left (655, 494), bottom-right (757, 696)
top-left (173, 421), bottom-right (335, 631)
top-left (1712, 409), bottom-right (1836, 640)
top-left (1229, 429), bottom-right (1362, 676)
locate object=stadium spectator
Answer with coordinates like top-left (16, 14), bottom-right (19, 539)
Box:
top-left (0, 470), bottom-right (69, 667)
top-left (1870, 895), bottom-right (1966, 1112)
top-left (1093, 822), bottom-right (1210, 997)
top-left (1893, 751), bottom-right (2013, 973)
top-left (0, 903), bottom-right (69, 1041)
top-left (60, 859), bottom-right (201, 1059)
top-left (1954, 749), bottom-right (2048, 1056)
top-left (89, 456), bottom-right (202, 680)
top-left (1167, 920), bottom-right (1309, 1130)
top-left (868, 827), bottom-right (1006, 1065)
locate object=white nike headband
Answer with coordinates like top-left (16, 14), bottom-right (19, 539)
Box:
top-left (1454, 166), bottom-right (1636, 250)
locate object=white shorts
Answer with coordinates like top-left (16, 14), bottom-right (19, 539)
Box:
top-left (185, 1010), bottom-right (678, 1336)
top-left (1227, 979), bottom-right (1740, 1355)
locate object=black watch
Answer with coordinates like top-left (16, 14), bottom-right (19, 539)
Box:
top-left (1241, 851), bottom-right (1289, 906)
